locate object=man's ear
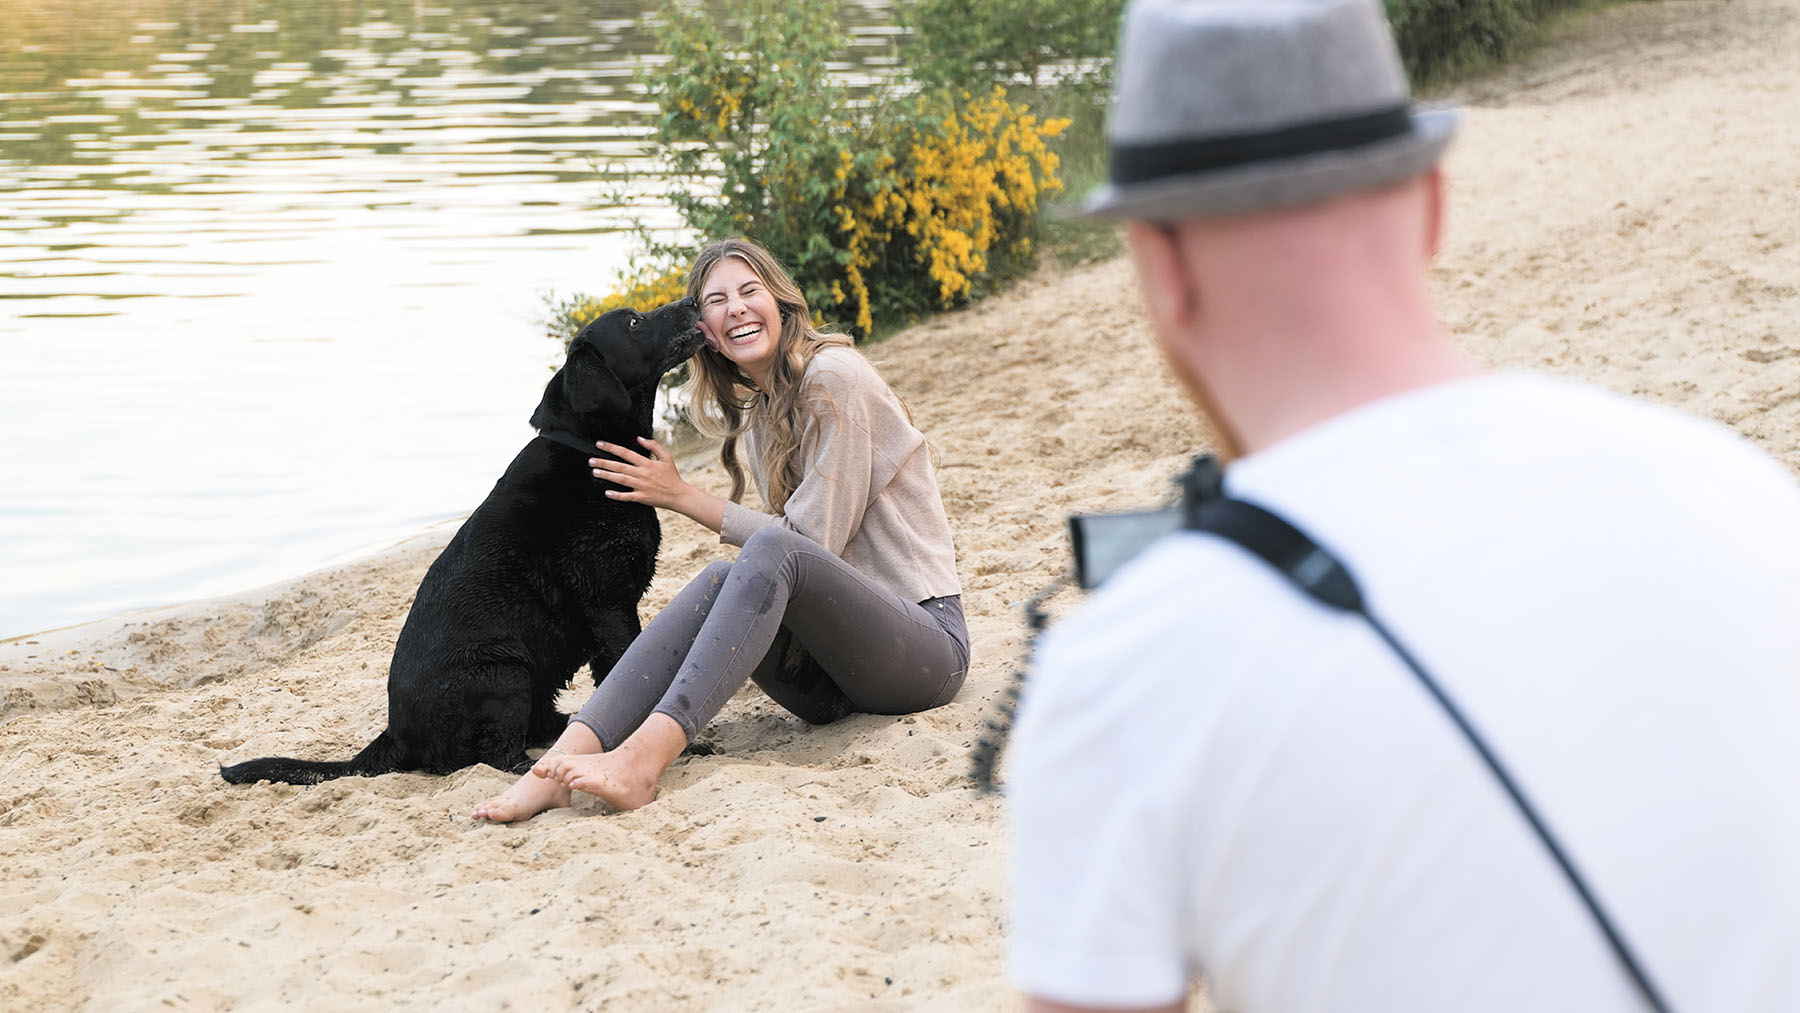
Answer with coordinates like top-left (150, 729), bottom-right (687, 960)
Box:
top-left (1126, 222), bottom-right (1197, 333)
top-left (1422, 166), bottom-right (1446, 260)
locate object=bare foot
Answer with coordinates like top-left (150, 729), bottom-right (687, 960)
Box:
top-left (539, 750), bottom-right (660, 812)
top-left (472, 769), bottom-right (570, 823)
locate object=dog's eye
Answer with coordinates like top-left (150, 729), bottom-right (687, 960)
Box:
top-left (628, 315), bottom-right (641, 330)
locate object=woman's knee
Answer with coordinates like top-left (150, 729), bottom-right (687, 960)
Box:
top-left (741, 524), bottom-right (810, 556)
top-left (669, 560), bottom-right (735, 611)
top-left (737, 526), bottom-right (814, 575)
top-left (695, 559), bottom-right (734, 586)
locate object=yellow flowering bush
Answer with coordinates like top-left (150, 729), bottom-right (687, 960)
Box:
top-left (808, 88), bottom-right (1069, 334)
top-left (545, 268), bottom-right (688, 346)
top-left (890, 89), bottom-right (1068, 309)
top-left (553, 0), bottom-right (1071, 344)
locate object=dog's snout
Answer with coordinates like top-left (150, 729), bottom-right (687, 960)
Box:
top-left (678, 296), bottom-right (698, 312)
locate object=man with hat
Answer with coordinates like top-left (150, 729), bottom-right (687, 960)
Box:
top-left (1005, 1), bottom-right (1800, 1011)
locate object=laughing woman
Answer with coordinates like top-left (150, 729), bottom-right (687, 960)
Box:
top-left (473, 237), bottom-right (969, 821)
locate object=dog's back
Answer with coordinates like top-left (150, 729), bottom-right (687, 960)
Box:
top-left (222, 448), bottom-right (656, 783)
top-left (221, 298), bottom-right (702, 786)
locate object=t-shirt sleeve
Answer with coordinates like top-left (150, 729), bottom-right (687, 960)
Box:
top-left (1006, 619), bottom-right (1193, 1007)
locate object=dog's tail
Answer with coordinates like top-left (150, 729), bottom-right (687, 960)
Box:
top-left (218, 729), bottom-right (411, 786)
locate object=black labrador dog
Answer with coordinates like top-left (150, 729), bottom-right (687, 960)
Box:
top-left (221, 296), bottom-right (703, 785)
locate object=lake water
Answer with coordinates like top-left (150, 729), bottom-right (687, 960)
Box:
top-left (0, 0), bottom-right (903, 639)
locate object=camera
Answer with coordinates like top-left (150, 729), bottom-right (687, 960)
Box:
top-left (1066, 455), bottom-right (1223, 590)
top-left (1066, 508), bottom-right (1182, 590)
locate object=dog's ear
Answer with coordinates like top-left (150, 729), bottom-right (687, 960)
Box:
top-left (568, 357), bottom-right (631, 417)
top-left (529, 354), bottom-right (631, 431)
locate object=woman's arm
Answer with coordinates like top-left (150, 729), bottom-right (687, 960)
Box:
top-left (600, 352), bottom-right (899, 546)
top-left (589, 437), bottom-right (727, 533)
top-left (718, 365), bottom-right (885, 555)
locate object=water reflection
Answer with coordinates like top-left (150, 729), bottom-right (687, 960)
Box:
top-left (2, 0), bottom-right (695, 323)
top-left (0, 0), bottom-right (903, 638)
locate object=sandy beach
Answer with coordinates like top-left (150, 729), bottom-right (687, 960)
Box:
top-left (4, 1), bottom-right (1798, 1008)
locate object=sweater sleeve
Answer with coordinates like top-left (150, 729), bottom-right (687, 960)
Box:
top-left (718, 360), bottom-right (877, 556)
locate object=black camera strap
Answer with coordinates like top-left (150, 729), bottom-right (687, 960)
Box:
top-left (1181, 458), bottom-right (1671, 1013)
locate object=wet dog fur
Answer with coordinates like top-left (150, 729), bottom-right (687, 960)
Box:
top-left (220, 297), bottom-right (704, 785)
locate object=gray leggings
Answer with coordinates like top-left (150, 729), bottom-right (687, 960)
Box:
top-left (570, 525), bottom-right (971, 749)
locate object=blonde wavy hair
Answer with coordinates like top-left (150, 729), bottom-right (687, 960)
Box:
top-left (681, 237), bottom-right (853, 511)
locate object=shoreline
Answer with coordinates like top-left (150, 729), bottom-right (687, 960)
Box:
top-left (0, 524), bottom-right (457, 647)
top-left (0, 526), bottom-right (455, 720)
top-left (0, 419), bottom-right (712, 652)
top-left (0, 437), bottom-right (721, 719)
top-left (5, 1), bottom-right (1800, 1008)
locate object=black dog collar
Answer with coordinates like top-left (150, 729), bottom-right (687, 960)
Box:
top-left (536, 430), bottom-right (634, 495)
top-left (536, 429), bottom-right (603, 456)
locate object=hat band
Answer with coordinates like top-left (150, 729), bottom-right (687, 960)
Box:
top-left (1110, 104), bottom-right (1413, 186)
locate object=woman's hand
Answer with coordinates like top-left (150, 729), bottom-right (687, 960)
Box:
top-left (591, 436), bottom-right (687, 509)
top-left (590, 437), bottom-right (728, 532)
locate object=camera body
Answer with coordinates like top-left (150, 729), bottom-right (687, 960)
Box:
top-left (1066, 454), bottom-right (1223, 590)
top-left (1066, 509), bottom-right (1182, 590)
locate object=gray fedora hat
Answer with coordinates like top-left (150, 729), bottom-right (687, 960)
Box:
top-left (1082, 0), bottom-right (1460, 221)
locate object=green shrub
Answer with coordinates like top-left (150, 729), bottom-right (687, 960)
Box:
top-left (902, 0), bottom-right (1126, 95)
top-left (555, 0), bottom-right (1069, 344)
top-left (897, 0), bottom-right (1125, 266)
top-left (1384, 0), bottom-right (1636, 85)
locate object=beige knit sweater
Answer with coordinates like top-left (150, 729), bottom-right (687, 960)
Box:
top-left (719, 346), bottom-right (963, 603)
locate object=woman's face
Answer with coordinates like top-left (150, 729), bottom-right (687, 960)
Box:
top-left (699, 256), bottom-right (782, 384)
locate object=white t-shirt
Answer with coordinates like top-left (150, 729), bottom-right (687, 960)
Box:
top-left (1008, 372), bottom-right (1800, 1012)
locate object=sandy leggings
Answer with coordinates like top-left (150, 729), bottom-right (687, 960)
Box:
top-left (570, 525), bottom-right (971, 749)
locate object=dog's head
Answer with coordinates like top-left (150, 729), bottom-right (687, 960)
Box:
top-left (530, 296), bottom-right (705, 436)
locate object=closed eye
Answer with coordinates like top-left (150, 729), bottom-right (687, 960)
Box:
top-left (702, 283), bottom-right (760, 306)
